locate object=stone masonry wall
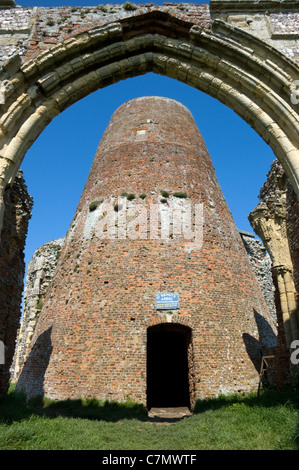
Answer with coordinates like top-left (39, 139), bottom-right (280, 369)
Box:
top-left (210, 0), bottom-right (299, 63)
top-left (261, 160), bottom-right (299, 312)
top-left (10, 237), bottom-right (65, 383)
top-left (240, 231), bottom-right (277, 327)
top-left (249, 159), bottom-right (299, 383)
top-left (0, 1), bottom-right (298, 67)
top-left (0, 170), bottom-right (32, 395)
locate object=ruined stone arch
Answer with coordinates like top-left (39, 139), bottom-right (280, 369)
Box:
top-left (0, 10), bottom-right (298, 235)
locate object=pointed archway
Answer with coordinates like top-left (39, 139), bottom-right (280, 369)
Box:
top-left (0, 10), bottom-right (298, 235)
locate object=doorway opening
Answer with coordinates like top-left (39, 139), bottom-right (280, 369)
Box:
top-left (146, 323), bottom-right (193, 410)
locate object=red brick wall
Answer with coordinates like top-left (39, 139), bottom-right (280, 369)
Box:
top-left (17, 97), bottom-right (275, 406)
top-left (20, 4), bottom-right (211, 62)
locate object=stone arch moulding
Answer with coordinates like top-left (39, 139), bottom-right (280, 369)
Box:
top-left (0, 10), bottom-right (298, 234)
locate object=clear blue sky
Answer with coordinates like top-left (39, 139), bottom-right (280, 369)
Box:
top-left (17, 1), bottom-right (275, 271)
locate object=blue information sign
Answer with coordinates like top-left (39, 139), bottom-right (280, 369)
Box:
top-left (155, 293), bottom-right (179, 310)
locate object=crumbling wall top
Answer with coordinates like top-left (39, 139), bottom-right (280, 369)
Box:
top-left (210, 0), bottom-right (299, 14)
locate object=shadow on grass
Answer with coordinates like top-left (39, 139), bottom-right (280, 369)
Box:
top-left (1, 386), bottom-right (298, 447)
top-left (0, 390), bottom-right (148, 424)
top-left (33, 396), bottom-right (149, 422)
top-left (194, 386), bottom-right (299, 413)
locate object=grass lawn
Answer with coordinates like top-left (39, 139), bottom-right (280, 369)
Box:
top-left (0, 387), bottom-right (298, 450)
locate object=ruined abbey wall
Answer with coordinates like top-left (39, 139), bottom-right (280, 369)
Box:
top-left (240, 232), bottom-right (277, 326)
top-left (10, 237), bottom-right (64, 383)
top-left (249, 159), bottom-right (299, 368)
top-left (0, 170), bottom-right (32, 394)
top-left (0, 1), bottom-right (298, 66)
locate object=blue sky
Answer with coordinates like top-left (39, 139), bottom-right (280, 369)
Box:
top-left (17, 0), bottom-right (275, 270)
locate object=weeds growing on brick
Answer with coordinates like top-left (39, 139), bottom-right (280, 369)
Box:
top-left (173, 191), bottom-right (188, 198)
top-left (89, 200), bottom-right (102, 212)
top-left (123, 2), bottom-right (138, 11)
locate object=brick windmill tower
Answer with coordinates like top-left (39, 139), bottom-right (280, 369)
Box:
top-left (17, 97), bottom-right (276, 409)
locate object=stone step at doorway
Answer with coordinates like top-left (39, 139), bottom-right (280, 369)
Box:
top-left (148, 407), bottom-right (192, 423)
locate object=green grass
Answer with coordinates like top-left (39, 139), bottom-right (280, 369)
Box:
top-left (0, 387), bottom-right (298, 450)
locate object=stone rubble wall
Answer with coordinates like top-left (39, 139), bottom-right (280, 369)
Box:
top-left (210, 5), bottom-right (299, 64)
top-left (240, 231), bottom-right (277, 327)
top-left (10, 237), bottom-right (65, 383)
top-left (242, 229), bottom-right (286, 385)
top-left (0, 4), bottom-right (33, 64)
top-left (249, 159), bottom-right (299, 383)
top-left (256, 159), bottom-right (299, 299)
top-left (0, 2), bottom-right (298, 67)
top-left (0, 1), bottom-right (298, 232)
top-left (0, 169), bottom-right (32, 394)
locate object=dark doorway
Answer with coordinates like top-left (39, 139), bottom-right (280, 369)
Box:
top-left (147, 323), bottom-right (191, 410)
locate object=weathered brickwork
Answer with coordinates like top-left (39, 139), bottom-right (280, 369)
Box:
top-left (16, 97), bottom-right (276, 406)
top-left (0, 2), bottom-right (298, 65)
top-left (10, 231), bottom-right (277, 385)
top-left (0, 3), bottom-right (212, 65)
top-left (0, 170), bottom-right (32, 394)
